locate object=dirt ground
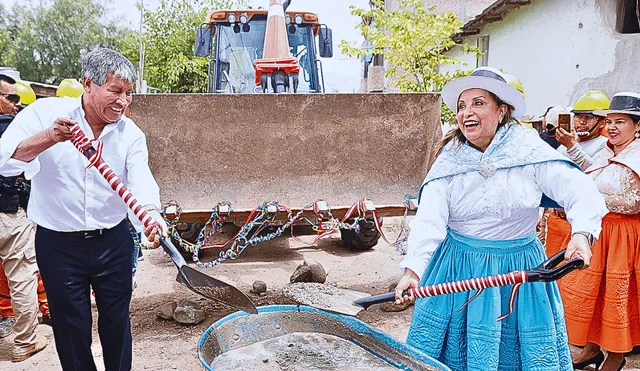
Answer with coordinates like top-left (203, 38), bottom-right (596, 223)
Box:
top-left (0, 218), bottom-right (638, 370)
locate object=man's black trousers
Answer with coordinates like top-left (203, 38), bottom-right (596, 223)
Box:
top-left (36, 219), bottom-right (133, 371)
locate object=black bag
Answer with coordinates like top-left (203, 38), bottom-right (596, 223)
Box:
top-left (0, 114), bottom-right (28, 212)
top-left (0, 193), bottom-right (19, 212)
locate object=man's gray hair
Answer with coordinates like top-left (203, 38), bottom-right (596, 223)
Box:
top-left (81, 47), bottom-right (137, 86)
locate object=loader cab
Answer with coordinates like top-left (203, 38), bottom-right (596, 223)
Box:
top-left (195, 10), bottom-right (332, 94)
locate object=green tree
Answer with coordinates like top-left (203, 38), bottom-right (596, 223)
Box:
top-left (340, 0), bottom-right (480, 123)
top-left (122, 0), bottom-right (238, 93)
top-left (0, 4), bottom-right (11, 67)
top-left (3, 0), bottom-right (131, 84)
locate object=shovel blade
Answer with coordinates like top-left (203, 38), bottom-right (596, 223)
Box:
top-left (282, 283), bottom-right (369, 316)
top-left (176, 266), bottom-right (258, 314)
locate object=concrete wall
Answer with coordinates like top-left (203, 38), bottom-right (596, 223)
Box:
top-left (128, 93), bottom-right (442, 210)
top-left (441, 0), bottom-right (640, 117)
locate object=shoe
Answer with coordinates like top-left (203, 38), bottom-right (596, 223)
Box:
top-left (12, 334), bottom-right (48, 362)
top-left (0, 316), bottom-right (16, 338)
top-left (137, 250), bottom-right (144, 261)
top-left (572, 350), bottom-right (604, 370)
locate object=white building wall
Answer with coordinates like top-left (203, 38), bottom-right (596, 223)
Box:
top-left (442, 0), bottom-right (639, 117)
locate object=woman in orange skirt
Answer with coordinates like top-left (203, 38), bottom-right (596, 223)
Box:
top-left (544, 209), bottom-right (572, 257)
top-left (560, 92), bottom-right (640, 371)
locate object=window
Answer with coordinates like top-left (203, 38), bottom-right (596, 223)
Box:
top-left (618, 0), bottom-right (640, 34)
top-left (476, 36), bottom-right (490, 67)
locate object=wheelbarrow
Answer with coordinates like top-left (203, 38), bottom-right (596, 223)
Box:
top-left (197, 305), bottom-right (451, 371)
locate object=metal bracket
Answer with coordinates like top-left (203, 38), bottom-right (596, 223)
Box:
top-left (217, 204), bottom-right (230, 214)
top-left (362, 199), bottom-right (376, 212)
top-left (408, 198), bottom-right (418, 211)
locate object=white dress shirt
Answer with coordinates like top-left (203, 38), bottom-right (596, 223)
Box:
top-left (400, 161), bottom-right (608, 279)
top-left (0, 96), bottom-right (160, 232)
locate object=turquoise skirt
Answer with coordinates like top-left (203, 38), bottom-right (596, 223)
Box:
top-left (407, 229), bottom-right (572, 371)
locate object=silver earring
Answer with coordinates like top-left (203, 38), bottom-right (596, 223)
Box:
top-left (635, 131), bottom-right (640, 139)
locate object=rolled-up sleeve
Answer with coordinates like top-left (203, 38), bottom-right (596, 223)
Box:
top-left (400, 177), bottom-right (450, 280)
top-left (535, 161), bottom-right (607, 237)
top-left (566, 143), bottom-right (595, 170)
top-left (0, 104), bottom-right (44, 178)
top-left (125, 131), bottom-right (160, 230)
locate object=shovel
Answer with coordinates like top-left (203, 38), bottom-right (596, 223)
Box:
top-left (66, 122), bottom-right (257, 314)
top-left (290, 250), bottom-right (582, 319)
top-left (351, 249), bottom-right (583, 320)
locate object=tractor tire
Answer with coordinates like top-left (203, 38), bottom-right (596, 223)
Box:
top-left (340, 217), bottom-right (382, 250)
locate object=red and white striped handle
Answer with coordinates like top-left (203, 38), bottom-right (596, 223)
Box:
top-left (67, 122), bottom-right (158, 229)
top-left (408, 270), bottom-right (528, 298)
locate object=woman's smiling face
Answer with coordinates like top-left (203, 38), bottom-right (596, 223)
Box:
top-left (605, 113), bottom-right (640, 152)
top-left (456, 88), bottom-right (507, 152)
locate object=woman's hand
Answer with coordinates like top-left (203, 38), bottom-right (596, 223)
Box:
top-left (394, 268), bottom-right (420, 305)
top-left (565, 233), bottom-right (592, 268)
top-left (556, 127), bottom-right (577, 149)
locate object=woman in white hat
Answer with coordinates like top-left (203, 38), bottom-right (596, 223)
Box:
top-left (558, 92), bottom-right (640, 371)
top-left (393, 67), bottom-right (608, 371)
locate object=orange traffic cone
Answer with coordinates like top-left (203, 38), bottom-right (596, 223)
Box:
top-left (253, 0), bottom-right (300, 93)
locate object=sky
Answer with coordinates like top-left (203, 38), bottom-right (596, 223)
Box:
top-left (0, 0), bottom-right (369, 92)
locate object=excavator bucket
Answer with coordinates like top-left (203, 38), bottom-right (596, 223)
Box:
top-left (127, 93), bottom-right (442, 224)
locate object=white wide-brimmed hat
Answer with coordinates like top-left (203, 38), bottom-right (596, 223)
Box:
top-left (441, 67), bottom-right (526, 119)
top-left (593, 92), bottom-right (640, 117)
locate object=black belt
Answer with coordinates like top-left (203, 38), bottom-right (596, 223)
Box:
top-left (64, 229), bottom-right (108, 239)
top-left (39, 224), bottom-right (118, 239)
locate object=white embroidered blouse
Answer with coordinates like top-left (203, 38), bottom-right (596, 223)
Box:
top-left (585, 140), bottom-right (640, 215)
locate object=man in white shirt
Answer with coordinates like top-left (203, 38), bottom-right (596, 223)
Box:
top-left (0, 48), bottom-right (167, 370)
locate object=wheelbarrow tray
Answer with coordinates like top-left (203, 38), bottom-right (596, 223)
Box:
top-left (197, 305), bottom-right (451, 371)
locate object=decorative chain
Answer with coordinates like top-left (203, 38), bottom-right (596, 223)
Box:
top-left (162, 196), bottom-right (416, 268)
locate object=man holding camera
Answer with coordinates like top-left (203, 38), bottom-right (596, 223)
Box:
top-left (555, 90), bottom-right (610, 167)
top-left (0, 74), bottom-right (47, 362)
top-left (544, 91), bottom-right (610, 259)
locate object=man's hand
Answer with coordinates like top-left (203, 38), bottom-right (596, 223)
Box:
top-left (394, 268), bottom-right (420, 305)
top-left (556, 127), bottom-right (577, 149)
top-left (142, 210), bottom-right (168, 249)
top-left (565, 233), bottom-right (592, 268)
top-left (46, 118), bottom-right (76, 144)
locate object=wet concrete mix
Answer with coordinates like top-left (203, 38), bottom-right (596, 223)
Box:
top-left (210, 332), bottom-right (401, 370)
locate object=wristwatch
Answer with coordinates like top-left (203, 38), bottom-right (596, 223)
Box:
top-left (572, 231), bottom-right (594, 247)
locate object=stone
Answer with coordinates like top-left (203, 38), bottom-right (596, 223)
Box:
top-left (176, 298), bottom-right (201, 310)
top-left (304, 259), bottom-right (327, 284)
top-left (290, 264), bottom-right (312, 283)
top-left (380, 301), bottom-right (412, 312)
top-left (251, 280), bottom-right (267, 294)
top-left (153, 301), bottom-right (177, 320)
top-left (173, 306), bottom-right (205, 325)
